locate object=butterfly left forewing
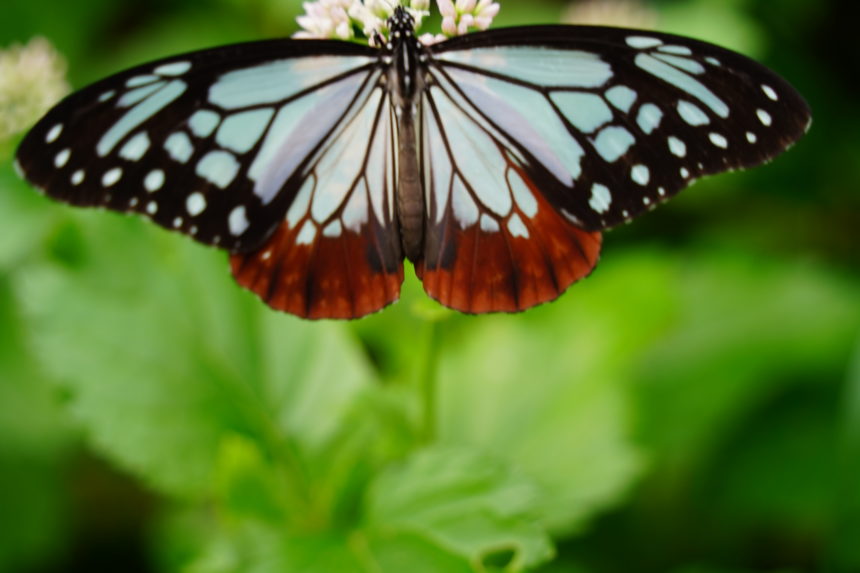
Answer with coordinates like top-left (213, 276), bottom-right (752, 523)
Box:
top-left (15, 39), bottom-right (379, 252)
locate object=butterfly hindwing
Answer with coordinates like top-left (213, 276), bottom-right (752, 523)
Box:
top-left (230, 73), bottom-right (404, 318)
top-left (416, 73), bottom-right (602, 313)
top-left (429, 25), bottom-right (811, 231)
top-left (15, 39), bottom-right (379, 253)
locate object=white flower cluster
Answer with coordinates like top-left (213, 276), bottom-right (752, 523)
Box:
top-left (294, 0), bottom-right (356, 40)
top-left (438, 0), bottom-right (500, 36)
top-left (294, 0), bottom-right (500, 45)
top-left (0, 37), bottom-right (69, 144)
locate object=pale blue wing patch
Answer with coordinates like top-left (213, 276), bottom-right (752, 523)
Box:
top-left (435, 46), bottom-right (613, 88)
top-left (441, 66), bottom-right (585, 186)
top-left (282, 83), bottom-right (398, 242)
top-left (207, 56), bottom-right (374, 109)
top-left (421, 83), bottom-right (544, 240)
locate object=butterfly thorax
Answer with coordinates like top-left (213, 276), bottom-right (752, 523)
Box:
top-left (387, 7), bottom-right (426, 262)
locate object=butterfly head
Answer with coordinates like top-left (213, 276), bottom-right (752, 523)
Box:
top-left (386, 6), bottom-right (417, 43)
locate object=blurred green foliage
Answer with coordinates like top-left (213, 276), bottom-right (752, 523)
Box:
top-left (1, 0), bottom-right (858, 572)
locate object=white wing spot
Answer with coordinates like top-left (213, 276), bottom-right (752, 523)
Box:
top-left (146, 201), bottom-right (158, 215)
top-left (746, 131), bottom-right (758, 144)
top-left (71, 169), bottom-right (85, 185)
top-left (323, 220), bottom-right (343, 238)
top-left (654, 53), bottom-right (705, 75)
top-left (507, 213), bottom-right (529, 239)
top-left (762, 84), bottom-right (778, 101)
top-left (119, 131), bottom-right (151, 161)
top-left (705, 56), bottom-right (721, 66)
top-left (54, 148), bottom-right (71, 168)
top-left (287, 177), bottom-right (315, 228)
top-left (593, 126), bottom-right (635, 162)
top-left (605, 85), bottom-right (637, 112)
top-left (626, 36), bottom-right (663, 49)
top-left (589, 183), bottom-right (612, 214)
top-left (186, 192), bottom-right (207, 216)
top-left (757, 109), bottom-right (773, 126)
top-left (188, 110), bottom-right (221, 138)
top-left (46, 123), bottom-right (63, 143)
top-left (102, 167), bottom-right (123, 187)
top-left (228, 205), bottom-right (249, 236)
top-left (508, 170), bottom-right (538, 218)
top-left (561, 209), bottom-right (583, 226)
top-left (452, 177), bottom-right (479, 228)
top-left (261, 250), bottom-right (272, 261)
top-left (164, 132), bottom-right (194, 163)
top-left (129, 197), bottom-right (139, 207)
top-left (98, 90), bottom-right (115, 102)
top-left (118, 82), bottom-right (165, 108)
top-left (709, 132), bottom-right (729, 148)
top-left (296, 220), bottom-right (316, 245)
top-left (677, 100), bottom-right (710, 126)
top-left (631, 164), bottom-right (650, 186)
top-left (144, 169), bottom-right (165, 192)
top-left (668, 136), bottom-right (687, 157)
top-left (126, 74), bottom-right (159, 87)
top-left (643, 196), bottom-right (651, 206)
top-left (658, 44), bottom-right (693, 56)
top-left (196, 150), bottom-right (239, 189)
top-left (680, 167), bottom-right (690, 178)
top-left (172, 216), bottom-right (183, 228)
top-left (155, 61), bottom-right (192, 76)
top-left (480, 214), bottom-right (500, 233)
top-left (658, 187), bottom-right (666, 196)
top-left (636, 103), bottom-right (663, 134)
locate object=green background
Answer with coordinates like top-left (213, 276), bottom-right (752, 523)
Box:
top-left (1, 0), bottom-right (858, 571)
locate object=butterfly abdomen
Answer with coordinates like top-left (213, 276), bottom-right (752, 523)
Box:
top-left (396, 107), bottom-right (424, 261)
top-left (389, 9), bottom-right (427, 262)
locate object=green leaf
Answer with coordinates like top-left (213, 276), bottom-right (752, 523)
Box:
top-left (0, 277), bottom-right (73, 573)
top-left (633, 254), bottom-right (860, 478)
top-left (0, 163), bottom-right (56, 270)
top-left (435, 268), bottom-right (651, 535)
top-left (16, 212), bottom-right (378, 500)
top-left (365, 446), bottom-right (554, 571)
top-left (212, 433), bottom-right (288, 524)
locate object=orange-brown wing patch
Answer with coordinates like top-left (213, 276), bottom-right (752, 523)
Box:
top-left (231, 218), bottom-right (402, 319)
top-left (416, 164), bottom-right (601, 314)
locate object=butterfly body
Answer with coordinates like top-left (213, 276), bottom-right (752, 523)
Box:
top-left (388, 9), bottom-right (428, 261)
top-left (15, 8), bottom-right (810, 318)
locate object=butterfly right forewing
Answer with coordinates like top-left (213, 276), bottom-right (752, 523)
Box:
top-left (428, 26), bottom-right (811, 232)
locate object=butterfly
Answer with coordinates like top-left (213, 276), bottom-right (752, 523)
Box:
top-left (15, 6), bottom-right (810, 319)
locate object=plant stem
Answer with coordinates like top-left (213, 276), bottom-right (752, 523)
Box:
top-left (420, 319), bottom-right (441, 444)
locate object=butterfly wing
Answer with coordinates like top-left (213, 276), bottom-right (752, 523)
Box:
top-left (16, 39), bottom-right (404, 318)
top-left (416, 83), bottom-right (602, 313)
top-left (416, 25), bottom-right (809, 312)
top-left (230, 77), bottom-right (403, 319)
